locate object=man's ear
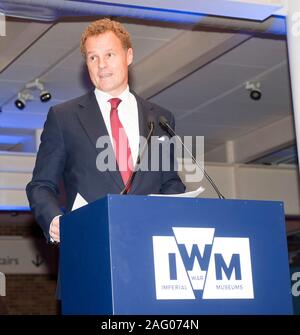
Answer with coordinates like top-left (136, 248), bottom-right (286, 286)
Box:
top-left (127, 48), bottom-right (133, 66)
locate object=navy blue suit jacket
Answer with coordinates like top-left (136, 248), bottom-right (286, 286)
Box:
top-left (26, 91), bottom-right (185, 241)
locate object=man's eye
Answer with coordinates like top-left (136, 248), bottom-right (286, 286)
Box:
top-left (89, 56), bottom-right (96, 62)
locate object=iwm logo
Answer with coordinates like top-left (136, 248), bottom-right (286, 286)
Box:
top-left (152, 227), bottom-right (254, 300)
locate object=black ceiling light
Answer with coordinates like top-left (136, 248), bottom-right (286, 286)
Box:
top-left (14, 90), bottom-right (33, 110)
top-left (14, 79), bottom-right (52, 109)
top-left (245, 81), bottom-right (262, 101)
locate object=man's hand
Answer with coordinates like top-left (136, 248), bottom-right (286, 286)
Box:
top-left (50, 215), bottom-right (61, 243)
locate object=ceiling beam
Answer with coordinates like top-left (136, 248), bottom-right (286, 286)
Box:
top-left (131, 29), bottom-right (252, 99)
top-left (0, 19), bottom-right (53, 73)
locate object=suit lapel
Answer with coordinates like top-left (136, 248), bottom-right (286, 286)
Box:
top-left (129, 93), bottom-right (153, 194)
top-left (76, 91), bottom-right (108, 149)
top-left (76, 91), bottom-right (124, 190)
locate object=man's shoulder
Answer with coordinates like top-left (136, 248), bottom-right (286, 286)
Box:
top-left (51, 91), bottom-right (94, 113)
top-left (133, 92), bottom-right (173, 119)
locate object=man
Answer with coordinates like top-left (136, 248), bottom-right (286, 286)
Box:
top-left (26, 18), bottom-right (185, 244)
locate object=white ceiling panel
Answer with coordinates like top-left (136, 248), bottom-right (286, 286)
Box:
top-left (17, 45), bottom-right (69, 67)
top-left (0, 80), bottom-right (25, 97)
top-left (149, 61), bottom-right (275, 113)
top-left (36, 21), bottom-right (90, 48)
top-left (185, 99), bottom-right (289, 129)
top-left (176, 120), bottom-right (248, 141)
top-left (0, 63), bottom-right (46, 83)
top-left (51, 49), bottom-right (83, 70)
top-left (124, 22), bottom-right (182, 40)
top-left (131, 36), bottom-right (177, 64)
top-left (216, 36), bottom-right (288, 68)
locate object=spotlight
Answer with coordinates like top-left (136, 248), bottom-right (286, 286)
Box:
top-left (26, 79), bottom-right (51, 102)
top-left (245, 81), bottom-right (262, 101)
top-left (40, 91), bottom-right (51, 102)
top-left (15, 99), bottom-right (25, 110)
top-left (14, 91), bottom-right (33, 110)
top-left (250, 89), bottom-right (261, 101)
top-left (14, 79), bottom-right (52, 109)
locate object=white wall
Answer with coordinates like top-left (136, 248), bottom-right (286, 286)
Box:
top-left (1, 152), bottom-right (299, 215)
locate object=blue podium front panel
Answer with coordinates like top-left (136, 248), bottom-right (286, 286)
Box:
top-left (61, 196), bottom-right (114, 315)
top-left (107, 195), bottom-right (292, 315)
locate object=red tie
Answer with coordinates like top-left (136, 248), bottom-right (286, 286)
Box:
top-left (109, 98), bottom-right (134, 188)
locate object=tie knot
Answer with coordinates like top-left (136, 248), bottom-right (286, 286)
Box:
top-left (109, 98), bottom-right (121, 111)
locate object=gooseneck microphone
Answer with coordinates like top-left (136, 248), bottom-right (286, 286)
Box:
top-left (120, 115), bottom-right (155, 195)
top-left (159, 116), bottom-right (225, 200)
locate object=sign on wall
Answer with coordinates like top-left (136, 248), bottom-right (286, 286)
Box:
top-left (0, 237), bottom-right (58, 274)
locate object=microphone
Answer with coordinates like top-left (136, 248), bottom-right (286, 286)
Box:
top-left (120, 115), bottom-right (155, 195)
top-left (159, 116), bottom-right (225, 199)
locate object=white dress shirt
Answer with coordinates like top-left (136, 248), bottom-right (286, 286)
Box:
top-left (94, 86), bottom-right (140, 166)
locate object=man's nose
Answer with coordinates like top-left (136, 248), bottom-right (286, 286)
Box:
top-left (99, 57), bottom-right (107, 68)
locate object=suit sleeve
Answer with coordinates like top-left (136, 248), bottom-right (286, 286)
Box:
top-left (160, 113), bottom-right (186, 194)
top-left (26, 107), bottom-right (66, 241)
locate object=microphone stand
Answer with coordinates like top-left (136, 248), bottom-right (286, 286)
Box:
top-left (159, 117), bottom-right (225, 200)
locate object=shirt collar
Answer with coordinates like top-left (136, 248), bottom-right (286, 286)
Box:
top-left (94, 86), bottom-right (130, 105)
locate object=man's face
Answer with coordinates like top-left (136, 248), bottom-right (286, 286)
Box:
top-left (85, 31), bottom-right (133, 96)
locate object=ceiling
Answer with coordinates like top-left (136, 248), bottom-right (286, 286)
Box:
top-left (0, 10), bottom-right (296, 164)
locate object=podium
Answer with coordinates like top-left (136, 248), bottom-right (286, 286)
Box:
top-left (60, 195), bottom-right (293, 315)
